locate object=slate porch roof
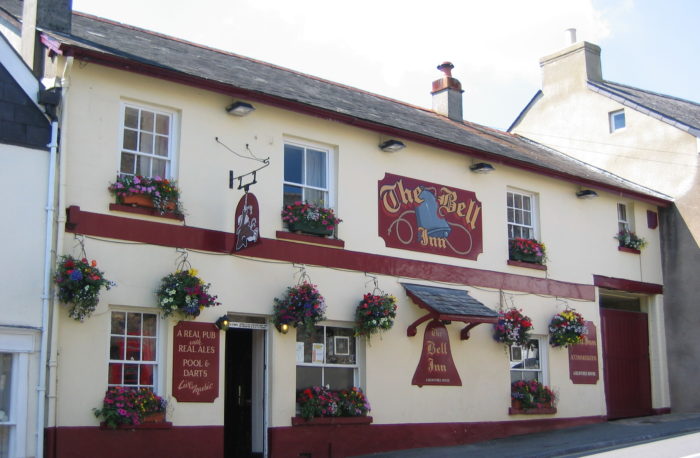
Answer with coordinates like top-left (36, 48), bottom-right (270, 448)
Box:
top-left (0, 0), bottom-right (670, 205)
top-left (402, 283), bottom-right (498, 319)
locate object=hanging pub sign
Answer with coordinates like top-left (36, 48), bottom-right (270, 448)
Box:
top-left (378, 173), bottom-right (483, 260)
top-left (234, 192), bottom-right (260, 252)
top-left (412, 320), bottom-right (462, 387)
top-left (173, 321), bottom-right (220, 402)
top-left (568, 321), bottom-right (599, 384)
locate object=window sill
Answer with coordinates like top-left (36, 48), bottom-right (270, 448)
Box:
top-left (109, 203), bottom-right (184, 221)
top-left (507, 260), bottom-right (547, 271)
top-left (276, 231), bottom-right (345, 249)
top-left (508, 407), bottom-right (556, 415)
top-left (291, 416), bottom-right (373, 426)
top-left (99, 421), bottom-right (172, 430)
top-left (618, 246), bottom-right (641, 254)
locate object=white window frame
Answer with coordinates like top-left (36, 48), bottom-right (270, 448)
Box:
top-left (609, 109), bottom-right (626, 133)
top-left (507, 189), bottom-right (538, 240)
top-left (509, 335), bottom-right (548, 385)
top-left (118, 101), bottom-right (178, 179)
top-left (617, 202), bottom-right (633, 233)
top-left (295, 324), bottom-right (360, 390)
top-left (282, 139), bottom-right (335, 209)
top-left (107, 309), bottom-right (164, 393)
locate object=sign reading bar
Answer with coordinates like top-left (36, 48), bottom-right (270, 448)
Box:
top-left (378, 173), bottom-right (483, 260)
top-left (568, 321), bottom-right (599, 384)
top-left (173, 321), bottom-right (220, 402)
top-left (412, 320), bottom-right (462, 387)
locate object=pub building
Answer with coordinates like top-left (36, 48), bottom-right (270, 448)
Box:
top-left (0, 1), bottom-right (670, 457)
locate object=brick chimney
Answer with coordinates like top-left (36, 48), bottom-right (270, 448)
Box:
top-left (539, 32), bottom-right (602, 96)
top-left (21, 0), bottom-right (72, 74)
top-left (431, 62), bottom-right (464, 122)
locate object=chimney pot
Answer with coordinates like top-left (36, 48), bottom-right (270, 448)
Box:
top-left (431, 62), bottom-right (464, 122)
top-left (565, 28), bottom-right (577, 45)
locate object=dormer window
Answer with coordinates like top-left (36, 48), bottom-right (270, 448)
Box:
top-left (609, 109), bottom-right (626, 132)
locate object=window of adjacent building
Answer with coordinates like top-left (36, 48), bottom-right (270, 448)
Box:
top-left (618, 203), bottom-right (632, 232)
top-left (296, 326), bottom-right (358, 391)
top-left (507, 190), bottom-right (537, 240)
top-left (609, 109), bottom-right (626, 132)
top-left (109, 311), bottom-right (158, 389)
top-left (0, 353), bottom-right (13, 458)
top-left (509, 337), bottom-right (548, 384)
top-left (120, 103), bottom-right (174, 178)
top-left (283, 141), bottom-right (331, 207)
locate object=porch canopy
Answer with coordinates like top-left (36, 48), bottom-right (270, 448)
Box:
top-left (402, 283), bottom-right (498, 340)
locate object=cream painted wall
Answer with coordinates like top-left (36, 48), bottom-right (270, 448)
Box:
top-left (54, 58), bottom-right (668, 428)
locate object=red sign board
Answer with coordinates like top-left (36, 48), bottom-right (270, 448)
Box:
top-left (568, 321), bottom-right (599, 384)
top-left (412, 320), bottom-right (462, 387)
top-left (378, 173), bottom-right (483, 260)
top-left (234, 192), bottom-right (260, 252)
top-left (173, 322), bottom-right (220, 402)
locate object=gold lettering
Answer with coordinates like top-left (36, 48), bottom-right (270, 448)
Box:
top-left (438, 188), bottom-right (458, 213)
top-left (456, 202), bottom-right (466, 217)
top-left (379, 183), bottom-right (401, 214)
top-left (427, 357), bottom-right (447, 373)
top-left (397, 180), bottom-right (414, 205)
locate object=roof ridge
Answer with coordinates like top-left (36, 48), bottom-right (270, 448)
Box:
top-left (592, 79), bottom-right (700, 108)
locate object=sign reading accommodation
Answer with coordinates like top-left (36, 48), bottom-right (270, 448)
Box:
top-left (173, 321), bottom-right (219, 402)
top-left (412, 320), bottom-right (462, 387)
top-left (378, 173), bottom-right (483, 260)
top-left (569, 321), bottom-right (599, 384)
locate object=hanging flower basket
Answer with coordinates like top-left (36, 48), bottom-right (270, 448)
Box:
top-left (614, 230), bottom-right (647, 250)
top-left (109, 175), bottom-right (183, 215)
top-left (93, 386), bottom-right (167, 429)
top-left (281, 201), bottom-right (342, 237)
top-left (549, 309), bottom-right (586, 347)
top-left (509, 238), bottom-right (546, 264)
top-left (272, 281), bottom-right (326, 335)
top-left (54, 255), bottom-right (115, 321)
top-left (156, 269), bottom-right (220, 319)
top-left (511, 380), bottom-right (556, 410)
top-left (353, 293), bottom-right (398, 340)
top-left (493, 307), bottom-right (533, 347)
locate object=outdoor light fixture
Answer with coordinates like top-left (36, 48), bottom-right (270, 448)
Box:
top-left (226, 101), bottom-right (255, 116)
top-left (576, 189), bottom-right (598, 199)
top-left (469, 162), bottom-right (495, 174)
top-left (379, 139), bottom-right (406, 152)
top-left (275, 323), bottom-right (290, 334)
top-left (215, 315), bottom-right (230, 331)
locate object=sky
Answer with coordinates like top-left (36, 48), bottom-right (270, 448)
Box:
top-left (71, 0), bottom-right (700, 131)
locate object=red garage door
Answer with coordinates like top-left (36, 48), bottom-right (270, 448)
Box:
top-left (601, 308), bottom-right (652, 419)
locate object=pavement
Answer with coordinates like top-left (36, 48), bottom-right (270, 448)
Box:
top-left (357, 412), bottom-right (700, 457)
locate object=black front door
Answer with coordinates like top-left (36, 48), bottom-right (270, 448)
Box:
top-left (224, 328), bottom-right (253, 457)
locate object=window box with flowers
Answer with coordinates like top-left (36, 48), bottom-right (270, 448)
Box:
top-left (272, 281), bottom-right (327, 335)
top-left (94, 386), bottom-right (168, 429)
top-left (156, 268), bottom-right (220, 319)
top-left (109, 175), bottom-right (183, 217)
top-left (549, 309), bottom-right (586, 348)
top-left (293, 386), bottom-right (372, 426)
top-left (281, 201), bottom-right (342, 237)
top-left (510, 380), bottom-right (557, 415)
top-left (353, 293), bottom-right (398, 341)
top-left (508, 238), bottom-right (546, 270)
top-left (615, 230), bottom-right (647, 253)
top-left (493, 308), bottom-right (533, 347)
top-left (54, 255), bottom-right (115, 322)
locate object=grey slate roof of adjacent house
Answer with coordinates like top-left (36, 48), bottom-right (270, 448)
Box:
top-left (588, 80), bottom-right (700, 137)
top-left (402, 283), bottom-right (498, 319)
top-left (0, 0), bottom-right (670, 204)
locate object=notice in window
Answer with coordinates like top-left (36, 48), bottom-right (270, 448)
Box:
top-left (312, 343), bottom-right (324, 363)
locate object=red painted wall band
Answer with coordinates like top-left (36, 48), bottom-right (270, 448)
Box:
top-left (66, 206), bottom-right (595, 300)
top-left (593, 275), bottom-right (663, 295)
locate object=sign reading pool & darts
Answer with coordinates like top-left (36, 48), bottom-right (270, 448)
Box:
top-left (378, 173), bottom-right (483, 260)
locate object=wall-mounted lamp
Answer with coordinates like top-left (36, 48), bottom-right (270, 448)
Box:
top-left (379, 139), bottom-right (406, 152)
top-left (275, 323), bottom-right (290, 334)
top-left (215, 315), bottom-right (230, 331)
top-left (226, 101), bottom-right (256, 116)
top-left (576, 189), bottom-right (598, 199)
top-left (469, 162), bottom-right (495, 174)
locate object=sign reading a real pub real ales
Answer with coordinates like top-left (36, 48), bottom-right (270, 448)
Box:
top-left (173, 321), bottom-right (219, 402)
top-left (569, 321), bottom-right (599, 384)
top-left (378, 173), bottom-right (483, 260)
top-left (412, 320), bottom-right (462, 387)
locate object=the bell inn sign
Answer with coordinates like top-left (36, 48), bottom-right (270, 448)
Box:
top-left (378, 173), bottom-right (483, 260)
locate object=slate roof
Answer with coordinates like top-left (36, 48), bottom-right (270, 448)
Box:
top-left (588, 80), bottom-right (700, 137)
top-left (0, 0), bottom-right (670, 204)
top-left (402, 283), bottom-right (498, 319)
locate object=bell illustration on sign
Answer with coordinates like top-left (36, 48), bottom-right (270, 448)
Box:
top-left (412, 320), bottom-right (462, 387)
top-left (415, 188), bottom-right (451, 240)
